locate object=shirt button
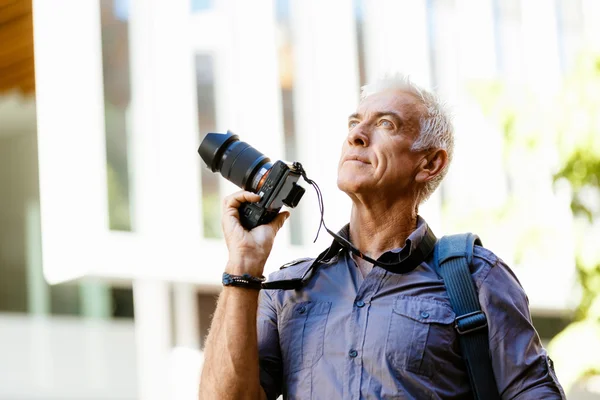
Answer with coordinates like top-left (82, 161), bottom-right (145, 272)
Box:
top-left (355, 300), bottom-right (365, 308)
top-left (420, 311), bottom-right (430, 319)
top-left (298, 306), bottom-right (307, 314)
top-left (349, 349), bottom-right (358, 358)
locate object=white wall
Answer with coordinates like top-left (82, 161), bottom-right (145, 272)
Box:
top-left (0, 314), bottom-right (137, 400)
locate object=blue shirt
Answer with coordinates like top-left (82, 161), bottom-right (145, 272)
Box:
top-left (257, 217), bottom-right (566, 399)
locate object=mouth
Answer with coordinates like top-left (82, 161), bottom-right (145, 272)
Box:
top-left (345, 156), bottom-right (371, 165)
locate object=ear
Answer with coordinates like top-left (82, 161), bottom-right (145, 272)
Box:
top-left (415, 149), bottom-right (448, 184)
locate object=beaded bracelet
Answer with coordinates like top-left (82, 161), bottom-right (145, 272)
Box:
top-left (222, 272), bottom-right (266, 290)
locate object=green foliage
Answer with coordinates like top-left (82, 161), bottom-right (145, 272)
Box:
top-left (552, 51), bottom-right (600, 323)
top-left (468, 80), bottom-right (554, 163)
top-left (556, 150), bottom-right (600, 222)
top-left (575, 259), bottom-right (600, 321)
top-left (545, 50), bottom-right (600, 390)
top-left (548, 320), bottom-right (600, 390)
top-left (471, 51), bottom-right (600, 393)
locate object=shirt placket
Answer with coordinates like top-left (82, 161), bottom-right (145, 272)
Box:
top-left (344, 262), bottom-right (388, 400)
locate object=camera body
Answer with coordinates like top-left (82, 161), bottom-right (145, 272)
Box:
top-left (238, 160), bottom-right (305, 229)
top-left (198, 131), bottom-right (305, 230)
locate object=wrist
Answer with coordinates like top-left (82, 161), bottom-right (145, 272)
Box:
top-left (225, 258), bottom-right (266, 276)
top-left (222, 272), bottom-right (265, 290)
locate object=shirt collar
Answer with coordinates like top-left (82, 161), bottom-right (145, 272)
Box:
top-left (322, 216), bottom-right (431, 264)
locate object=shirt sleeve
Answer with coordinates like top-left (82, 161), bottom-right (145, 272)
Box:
top-left (479, 260), bottom-right (567, 399)
top-left (257, 289), bottom-right (283, 400)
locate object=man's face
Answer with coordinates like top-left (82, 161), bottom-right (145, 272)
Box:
top-left (337, 89), bottom-right (426, 199)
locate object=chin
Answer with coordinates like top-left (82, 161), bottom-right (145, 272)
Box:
top-left (337, 176), bottom-right (372, 195)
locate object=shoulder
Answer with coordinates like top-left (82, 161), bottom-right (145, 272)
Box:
top-left (468, 245), bottom-right (497, 281)
top-left (266, 257), bottom-right (315, 282)
top-left (436, 234), bottom-right (501, 278)
top-left (260, 257), bottom-right (316, 312)
top-left (471, 245), bottom-right (528, 304)
top-left (473, 244), bottom-right (501, 267)
top-left (280, 257), bottom-right (314, 270)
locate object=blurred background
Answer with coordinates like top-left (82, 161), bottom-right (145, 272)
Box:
top-left (0, 0), bottom-right (599, 398)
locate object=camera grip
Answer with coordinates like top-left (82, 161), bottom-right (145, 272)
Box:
top-left (238, 202), bottom-right (280, 230)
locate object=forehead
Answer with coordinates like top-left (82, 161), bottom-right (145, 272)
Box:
top-left (356, 89), bottom-right (424, 118)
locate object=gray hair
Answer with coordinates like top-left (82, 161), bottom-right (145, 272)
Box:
top-left (360, 74), bottom-right (455, 204)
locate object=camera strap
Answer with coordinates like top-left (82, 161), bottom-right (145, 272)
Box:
top-left (261, 164), bottom-right (437, 290)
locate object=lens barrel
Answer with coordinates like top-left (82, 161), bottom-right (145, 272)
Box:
top-left (199, 131), bottom-right (271, 191)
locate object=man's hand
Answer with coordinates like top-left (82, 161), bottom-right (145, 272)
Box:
top-left (199, 191), bottom-right (288, 399)
top-left (222, 190), bottom-right (290, 276)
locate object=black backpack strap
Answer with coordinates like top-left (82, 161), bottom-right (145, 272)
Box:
top-left (434, 234), bottom-right (501, 400)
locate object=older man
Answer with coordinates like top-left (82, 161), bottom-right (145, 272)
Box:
top-left (199, 75), bottom-right (566, 399)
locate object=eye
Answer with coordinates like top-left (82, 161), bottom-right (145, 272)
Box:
top-left (378, 119), bottom-right (394, 128)
top-left (348, 120), bottom-right (359, 129)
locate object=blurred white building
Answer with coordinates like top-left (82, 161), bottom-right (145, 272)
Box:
top-left (0, 0), bottom-right (598, 398)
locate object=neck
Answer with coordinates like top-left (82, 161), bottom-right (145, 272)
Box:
top-left (348, 196), bottom-right (418, 261)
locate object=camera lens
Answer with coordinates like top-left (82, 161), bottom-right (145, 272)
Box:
top-left (199, 131), bottom-right (272, 192)
top-left (250, 163), bottom-right (274, 192)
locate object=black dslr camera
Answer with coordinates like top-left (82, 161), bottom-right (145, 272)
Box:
top-left (198, 131), bottom-right (306, 230)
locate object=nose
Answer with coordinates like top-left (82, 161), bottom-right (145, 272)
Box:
top-left (348, 124), bottom-right (369, 147)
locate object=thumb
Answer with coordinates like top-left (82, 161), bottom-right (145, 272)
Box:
top-left (270, 211), bottom-right (291, 234)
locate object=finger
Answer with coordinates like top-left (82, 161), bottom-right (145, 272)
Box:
top-left (223, 191), bottom-right (261, 211)
top-left (268, 211), bottom-right (290, 234)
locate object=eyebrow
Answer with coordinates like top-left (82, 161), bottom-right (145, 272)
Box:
top-left (348, 111), bottom-right (403, 126)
